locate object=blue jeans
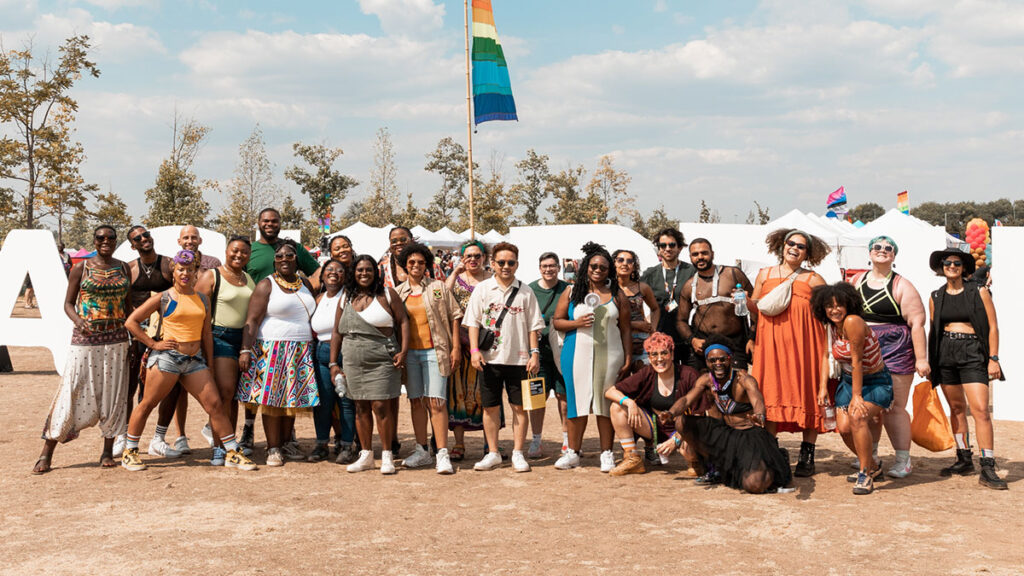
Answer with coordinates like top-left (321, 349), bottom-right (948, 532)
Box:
top-left (314, 340), bottom-right (356, 444)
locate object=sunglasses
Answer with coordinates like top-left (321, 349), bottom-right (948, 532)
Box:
top-left (657, 242), bottom-right (678, 249)
top-left (389, 237), bottom-right (410, 245)
top-left (495, 259), bottom-right (517, 268)
top-left (274, 252), bottom-right (297, 261)
top-left (871, 244), bottom-right (894, 253)
top-left (942, 260), bottom-right (963, 268)
top-left (462, 253), bottom-right (482, 260)
top-left (615, 257), bottom-right (635, 265)
top-left (95, 234), bottom-right (116, 241)
top-left (785, 240), bottom-right (807, 250)
top-left (406, 259), bottom-right (426, 267)
top-left (129, 230), bottom-right (151, 243)
top-left (589, 263), bottom-right (609, 272)
top-left (707, 356), bottom-right (731, 364)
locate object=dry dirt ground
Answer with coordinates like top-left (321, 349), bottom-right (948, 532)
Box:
top-left (2, 306), bottom-right (1022, 575)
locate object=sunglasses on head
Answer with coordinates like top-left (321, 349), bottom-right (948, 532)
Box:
top-left (95, 233), bottom-right (116, 241)
top-left (942, 259), bottom-right (963, 268)
top-left (871, 244), bottom-right (894, 253)
top-left (615, 257), bottom-right (635, 265)
top-left (657, 242), bottom-right (678, 249)
top-left (495, 259), bottom-right (517, 268)
top-left (129, 230), bottom-right (151, 243)
top-left (785, 239), bottom-right (807, 250)
top-left (274, 252), bottom-right (297, 261)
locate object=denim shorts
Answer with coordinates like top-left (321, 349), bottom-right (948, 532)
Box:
top-left (212, 326), bottom-right (243, 359)
top-left (405, 348), bottom-right (447, 400)
top-left (147, 348), bottom-right (208, 375)
top-left (836, 369), bottom-right (894, 410)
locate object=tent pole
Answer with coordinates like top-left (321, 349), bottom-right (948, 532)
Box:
top-left (464, 0), bottom-right (476, 240)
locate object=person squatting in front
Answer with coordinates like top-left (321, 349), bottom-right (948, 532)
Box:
top-left (661, 335), bottom-right (793, 493)
top-left (121, 250), bottom-right (257, 472)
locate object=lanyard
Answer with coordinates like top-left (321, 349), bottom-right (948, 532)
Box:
top-left (663, 264), bottom-right (682, 298)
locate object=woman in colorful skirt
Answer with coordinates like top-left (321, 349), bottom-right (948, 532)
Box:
top-left (238, 240), bottom-right (319, 467)
top-left (552, 242), bottom-right (631, 472)
top-left (847, 235), bottom-right (929, 478)
top-left (121, 250), bottom-right (257, 472)
top-left (750, 229), bottom-right (829, 478)
top-left (443, 239), bottom-right (493, 461)
top-left (33, 226), bottom-right (132, 474)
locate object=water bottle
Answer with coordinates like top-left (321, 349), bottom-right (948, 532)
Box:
top-left (334, 373), bottom-right (348, 398)
top-left (733, 283), bottom-right (748, 316)
top-left (823, 405), bottom-right (837, 431)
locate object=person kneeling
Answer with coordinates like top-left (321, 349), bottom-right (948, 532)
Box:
top-left (605, 333), bottom-right (707, 476)
top-left (661, 336), bottom-right (792, 493)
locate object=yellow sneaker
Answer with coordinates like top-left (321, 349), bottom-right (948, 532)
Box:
top-left (225, 450), bottom-right (258, 471)
top-left (121, 448), bottom-right (146, 472)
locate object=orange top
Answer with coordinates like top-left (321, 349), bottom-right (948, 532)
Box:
top-left (162, 292), bottom-right (206, 342)
top-left (751, 273), bottom-right (827, 433)
top-left (406, 294), bottom-right (433, 350)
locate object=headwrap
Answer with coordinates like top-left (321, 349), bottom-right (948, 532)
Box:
top-left (460, 239), bottom-right (486, 256)
top-left (784, 230), bottom-right (811, 244)
top-left (868, 235), bottom-right (899, 256)
top-left (704, 343), bottom-right (732, 358)
top-left (173, 250), bottom-right (196, 267)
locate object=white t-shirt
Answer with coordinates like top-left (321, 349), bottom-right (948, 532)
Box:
top-left (462, 277), bottom-right (544, 366)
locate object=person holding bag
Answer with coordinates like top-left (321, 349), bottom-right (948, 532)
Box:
top-left (528, 252), bottom-right (570, 458)
top-left (750, 229), bottom-right (829, 477)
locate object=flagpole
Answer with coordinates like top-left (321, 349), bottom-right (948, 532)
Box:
top-left (464, 0), bottom-right (476, 240)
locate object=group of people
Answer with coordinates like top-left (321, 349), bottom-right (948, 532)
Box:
top-left (31, 213), bottom-right (1006, 494)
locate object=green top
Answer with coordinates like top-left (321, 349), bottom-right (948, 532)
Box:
top-left (246, 240), bottom-right (320, 284)
top-left (528, 279), bottom-right (569, 337)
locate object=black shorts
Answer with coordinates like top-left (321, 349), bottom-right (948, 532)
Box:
top-left (481, 364), bottom-right (528, 408)
top-left (937, 334), bottom-right (988, 385)
top-left (687, 332), bottom-right (750, 372)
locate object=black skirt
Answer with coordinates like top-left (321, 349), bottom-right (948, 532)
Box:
top-left (684, 416), bottom-right (793, 491)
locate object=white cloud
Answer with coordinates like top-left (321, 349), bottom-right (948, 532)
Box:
top-left (33, 9), bottom-right (164, 61)
top-left (76, 0), bottom-right (158, 10)
top-left (357, 0), bottom-right (445, 39)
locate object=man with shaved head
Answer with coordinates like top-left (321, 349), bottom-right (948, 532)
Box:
top-left (178, 225), bottom-right (221, 271)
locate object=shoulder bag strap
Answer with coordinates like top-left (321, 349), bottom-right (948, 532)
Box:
top-left (155, 291), bottom-right (171, 341)
top-left (210, 268), bottom-right (221, 322)
top-left (493, 285), bottom-right (520, 330)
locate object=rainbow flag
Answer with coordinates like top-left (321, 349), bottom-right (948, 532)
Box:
top-left (472, 0), bottom-right (517, 124)
top-left (897, 190), bottom-right (909, 214)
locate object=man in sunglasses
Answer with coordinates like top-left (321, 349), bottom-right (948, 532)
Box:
top-left (675, 238), bottom-right (756, 372)
top-left (640, 227), bottom-right (694, 363)
top-left (247, 208), bottom-right (320, 284)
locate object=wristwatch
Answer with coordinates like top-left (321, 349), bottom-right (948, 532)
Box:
top-left (990, 355), bottom-right (1000, 362)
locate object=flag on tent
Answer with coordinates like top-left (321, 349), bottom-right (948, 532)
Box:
top-left (318, 216), bottom-right (330, 234)
top-left (472, 0), bottom-right (517, 124)
top-left (994, 219), bottom-right (1003, 227)
top-left (825, 186), bottom-right (848, 217)
top-left (897, 190), bottom-right (909, 214)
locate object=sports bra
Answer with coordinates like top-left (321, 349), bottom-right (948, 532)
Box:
top-left (710, 372), bottom-right (753, 415)
top-left (161, 292), bottom-right (207, 342)
top-left (856, 272), bottom-right (904, 324)
top-left (213, 269), bottom-right (255, 329)
top-left (358, 296), bottom-right (394, 328)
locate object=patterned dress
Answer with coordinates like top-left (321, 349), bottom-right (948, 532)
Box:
top-left (447, 274), bottom-right (486, 431)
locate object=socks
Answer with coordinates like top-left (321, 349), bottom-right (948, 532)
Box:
top-left (954, 433), bottom-right (970, 450)
top-left (221, 434), bottom-right (239, 452)
top-left (126, 434), bottom-right (141, 451)
top-left (981, 449), bottom-right (994, 459)
top-left (618, 438), bottom-right (636, 453)
top-left (894, 449), bottom-right (910, 461)
top-left (562, 431), bottom-right (569, 446)
top-left (532, 433), bottom-right (542, 442)
top-left (154, 425), bottom-right (168, 441)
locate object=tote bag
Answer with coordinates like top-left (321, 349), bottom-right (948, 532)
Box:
top-left (911, 381), bottom-right (955, 452)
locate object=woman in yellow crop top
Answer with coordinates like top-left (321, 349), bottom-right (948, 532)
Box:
top-left (122, 250), bottom-right (257, 472)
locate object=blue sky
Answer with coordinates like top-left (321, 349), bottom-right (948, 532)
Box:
top-left (2, 0), bottom-right (1022, 226)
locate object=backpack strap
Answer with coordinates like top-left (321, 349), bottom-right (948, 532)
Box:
top-left (155, 291), bottom-right (171, 341)
top-left (210, 268), bottom-right (221, 322)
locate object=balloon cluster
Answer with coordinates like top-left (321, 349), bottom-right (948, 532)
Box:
top-left (964, 218), bottom-right (991, 268)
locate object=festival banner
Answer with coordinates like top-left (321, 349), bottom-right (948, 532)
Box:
top-left (897, 190), bottom-right (909, 214)
top-left (472, 0), bottom-right (517, 124)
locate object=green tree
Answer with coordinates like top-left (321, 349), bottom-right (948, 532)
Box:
top-left (849, 202), bottom-right (884, 224)
top-left (423, 136), bottom-right (476, 229)
top-left (585, 154), bottom-right (634, 224)
top-left (753, 200), bottom-right (770, 224)
top-left (359, 128), bottom-right (400, 227)
top-left (474, 153), bottom-right (512, 234)
top-left (394, 193), bottom-right (420, 228)
top-left (547, 164), bottom-right (605, 225)
top-left (509, 149), bottom-right (550, 226)
top-left (143, 114), bottom-right (212, 228)
top-left (37, 106), bottom-right (98, 243)
top-left (632, 204), bottom-right (677, 241)
top-left (278, 193), bottom-right (319, 246)
top-left (214, 125), bottom-right (281, 239)
top-left (62, 206), bottom-right (92, 249)
top-left (699, 200), bottom-right (712, 223)
top-left (0, 35), bottom-right (100, 230)
top-left (92, 191), bottom-right (132, 234)
top-left (284, 141), bottom-right (358, 241)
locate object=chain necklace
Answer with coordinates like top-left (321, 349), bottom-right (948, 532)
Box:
top-left (139, 257), bottom-right (157, 280)
top-left (273, 273), bottom-right (303, 292)
top-left (221, 265), bottom-right (244, 285)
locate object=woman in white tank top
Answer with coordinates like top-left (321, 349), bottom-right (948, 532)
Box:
top-left (238, 241), bottom-right (320, 467)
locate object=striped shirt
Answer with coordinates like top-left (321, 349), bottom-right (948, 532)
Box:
top-left (831, 324), bottom-right (885, 373)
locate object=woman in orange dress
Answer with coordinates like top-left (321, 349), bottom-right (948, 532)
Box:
top-left (751, 229), bottom-right (830, 477)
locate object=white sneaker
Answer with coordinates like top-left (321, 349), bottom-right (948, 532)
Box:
top-left (474, 451), bottom-right (502, 471)
top-left (173, 436), bottom-right (192, 454)
top-left (600, 450), bottom-right (616, 473)
top-left (347, 450), bottom-right (376, 473)
top-left (527, 437), bottom-right (543, 459)
top-left (148, 436), bottom-right (183, 458)
top-left (887, 454), bottom-right (912, 478)
top-left (403, 445), bottom-right (433, 468)
top-left (112, 434), bottom-right (126, 456)
top-left (435, 448), bottom-right (454, 475)
top-left (554, 449), bottom-right (581, 470)
top-left (266, 447), bottom-right (284, 467)
top-left (200, 423), bottom-right (215, 448)
top-left (512, 450), bottom-right (531, 473)
top-left (381, 450), bottom-right (397, 475)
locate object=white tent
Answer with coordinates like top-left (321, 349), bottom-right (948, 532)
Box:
top-left (481, 229), bottom-right (507, 244)
top-left (326, 222), bottom-right (391, 260)
top-left (507, 224), bottom-right (658, 283)
top-left (410, 225), bottom-right (436, 244)
top-left (431, 226), bottom-right (468, 248)
top-left (113, 226), bottom-right (226, 263)
top-left (853, 209), bottom-right (961, 298)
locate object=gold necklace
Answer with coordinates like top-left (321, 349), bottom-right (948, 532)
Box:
top-left (273, 273), bottom-right (302, 292)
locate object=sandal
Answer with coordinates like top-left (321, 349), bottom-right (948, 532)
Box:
top-left (99, 451), bottom-right (117, 468)
top-left (450, 445), bottom-right (465, 462)
top-left (32, 455), bottom-right (52, 475)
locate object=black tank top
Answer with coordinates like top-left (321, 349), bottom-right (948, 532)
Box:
top-left (857, 272), bottom-right (904, 324)
top-left (131, 255), bottom-right (173, 307)
top-left (650, 384), bottom-right (676, 412)
top-left (938, 289), bottom-right (971, 324)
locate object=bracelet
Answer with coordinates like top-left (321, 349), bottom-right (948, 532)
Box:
top-left (329, 362), bottom-right (338, 368)
top-left (529, 348), bottom-right (540, 355)
top-left (240, 349), bottom-right (252, 356)
top-left (618, 396), bottom-right (629, 406)
top-left (672, 433), bottom-right (682, 447)
top-left (470, 348), bottom-right (480, 354)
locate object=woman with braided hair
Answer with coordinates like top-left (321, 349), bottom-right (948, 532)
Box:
top-left (552, 242), bottom-right (631, 471)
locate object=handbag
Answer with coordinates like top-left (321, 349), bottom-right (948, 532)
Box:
top-left (911, 380), bottom-right (955, 452)
top-left (478, 285), bottom-right (520, 351)
top-left (757, 268), bottom-right (800, 317)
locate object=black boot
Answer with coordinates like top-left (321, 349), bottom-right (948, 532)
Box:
top-left (979, 457), bottom-right (1008, 490)
top-left (939, 449), bottom-right (975, 477)
top-left (793, 441), bottom-right (815, 477)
